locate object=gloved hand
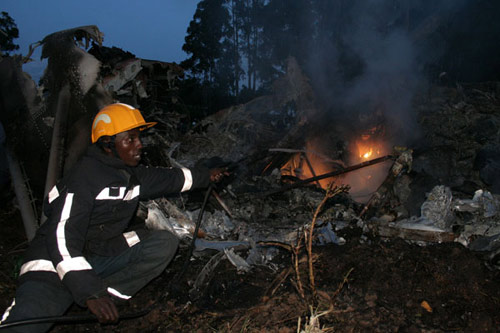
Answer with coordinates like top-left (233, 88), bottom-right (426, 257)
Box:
top-left (86, 296), bottom-right (119, 323)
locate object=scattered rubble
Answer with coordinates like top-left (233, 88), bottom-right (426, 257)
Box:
top-left (0, 25), bottom-right (500, 331)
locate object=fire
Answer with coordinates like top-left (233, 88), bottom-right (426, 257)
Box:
top-left (344, 132), bottom-right (392, 202)
top-left (279, 127), bottom-right (392, 203)
top-left (355, 127), bottom-right (383, 162)
top-left (356, 141), bottom-right (380, 162)
top-left (361, 148), bottom-right (373, 159)
top-left (280, 137), bottom-right (341, 190)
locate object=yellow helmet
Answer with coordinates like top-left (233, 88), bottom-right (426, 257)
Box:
top-left (91, 103), bottom-right (157, 143)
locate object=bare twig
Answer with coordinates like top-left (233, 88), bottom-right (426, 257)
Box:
top-left (332, 268), bottom-right (354, 301)
top-left (211, 190), bottom-right (233, 218)
top-left (306, 184), bottom-right (349, 300)
top-left (257, 241), bottom-right (293, 252)
top-left (264, 267), bottom-right (292, 299)
top-left (292, 229), bottom-right (306, 299)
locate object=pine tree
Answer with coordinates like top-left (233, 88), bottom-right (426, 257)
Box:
top-left (0, 11), bottom-right (20, 55)
top-left (182, 0), bottom-right (244, 114)
top-left (236, 0), bottom-right (265, 94)
top-left (182, 0), bottom-right (230, 84)
top-left (259, 0), bottom-right (315, 87)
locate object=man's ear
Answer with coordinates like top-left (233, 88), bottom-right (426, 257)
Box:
top-left (103, 145), bottom-right (112, 154)
top-left (100, 136), bottom-right (113, 154)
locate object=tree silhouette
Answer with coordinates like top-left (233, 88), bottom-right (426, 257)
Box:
top-left (0, 11), bottom-right (19, 55)
top-left (178, 0), bottom-right (500, 118)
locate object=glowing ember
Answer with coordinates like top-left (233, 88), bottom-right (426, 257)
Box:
top-left (356, 141), bottom-right (380, 162)
top-left (361, 148), bottom-right (373, 159)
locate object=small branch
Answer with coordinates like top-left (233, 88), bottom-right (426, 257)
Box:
top-left (264, 267), bottom-right (292, 299)
top-left (211, 190), bottom-right (233, 218)
top-left (257, 241), bottom-right (293, 252)
top-left (306, 183), bottom-right (349, 300)
top-left (292, 230), bottom-right (305, 299)
top-left (307, 193), bottom-right (328, 300)
top-left (332, 268), bottom-right (354, 301)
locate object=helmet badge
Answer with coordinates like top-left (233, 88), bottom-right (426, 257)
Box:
top-left (93, 113), bottom-right (112, 129)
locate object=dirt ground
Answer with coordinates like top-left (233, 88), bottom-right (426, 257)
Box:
top-left (1, 202), bottom-right (499, 333)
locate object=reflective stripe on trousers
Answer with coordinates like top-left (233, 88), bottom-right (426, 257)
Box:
top-left (0, 230), bottom-right (178, 333)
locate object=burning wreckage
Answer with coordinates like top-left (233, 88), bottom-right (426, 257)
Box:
top-left (1, 26), bottom-right (500, 312)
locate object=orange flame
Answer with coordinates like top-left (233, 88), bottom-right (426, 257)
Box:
top-left (361, 147), bottom-right (373, 159)
top-left (280, 138), bottom-right (339, 189)
top-left (356, 141), bottom-right (380, 162)
top-left (279, 131), bottom-right (392, 203)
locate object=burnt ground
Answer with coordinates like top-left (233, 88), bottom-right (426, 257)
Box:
top-left (1, 202), bottom-right (499, 332)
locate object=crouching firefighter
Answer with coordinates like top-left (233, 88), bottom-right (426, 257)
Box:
top-left (0, 103), bottom-right (228, 332)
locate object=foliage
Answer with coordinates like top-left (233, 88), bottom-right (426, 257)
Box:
top-left (179, 0), bottom-right (500, 118)
top-left (182, 0), bottom-right (229, 80)
top-left (180, 0), bottom-right (325, 118)
top-left (0, 11), bottom-right (20, 55)
top-left (181, 0), bottom-right (238, 118)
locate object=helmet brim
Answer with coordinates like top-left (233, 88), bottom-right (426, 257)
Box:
top-left (138, 121), bottom-right (157, 131)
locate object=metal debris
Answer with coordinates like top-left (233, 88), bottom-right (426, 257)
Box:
top-left (224, 248), bottom-right (251, 272)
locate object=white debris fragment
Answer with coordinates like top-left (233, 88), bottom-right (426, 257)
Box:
top-left (103, 58), bottom-right (142, 93)
top-left (224, 248), bottom-right (251, 272)
top-left (77, 51), bottom-right (101, 95)
top-left (420, 185), bottom-right (454, 230)
top-left (472, 189), bottom-right (498, 218)
top-left (145, 200), bottom-right (195, 239)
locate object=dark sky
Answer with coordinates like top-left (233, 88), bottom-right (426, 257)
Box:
top-left (2, 0), bottom-right (199, 80)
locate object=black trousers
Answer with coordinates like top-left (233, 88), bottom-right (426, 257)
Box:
top-left (0, 230), bottom-right (178, 333)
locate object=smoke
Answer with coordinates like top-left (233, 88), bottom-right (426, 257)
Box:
top-left (305, 0), bottom-right (470, 146)
top-left (345, 30), bottom-right (420, 143)
top-left (298, 0), bottom-right (471, 202)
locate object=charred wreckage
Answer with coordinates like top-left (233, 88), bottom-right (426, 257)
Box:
top-left (0, 25), bottom-right (500, 328)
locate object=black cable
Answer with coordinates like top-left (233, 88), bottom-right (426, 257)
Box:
top-left (0, 307), bottom-right (151, 329)
top-left (178, 182), bottom-right (215, 279)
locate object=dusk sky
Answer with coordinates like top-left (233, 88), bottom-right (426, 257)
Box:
top-left (2, 0), bottom-right (200, 80)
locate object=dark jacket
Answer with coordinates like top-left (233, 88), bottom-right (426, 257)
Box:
top-left (18, 145), bottom-right (210, 306)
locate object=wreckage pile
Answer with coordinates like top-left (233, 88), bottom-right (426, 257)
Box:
top-left (1, 25), bottom-right (499, 331)
top-left (130, 70), bottom-right (500, 332)
top-left (141, 63), bottom-right (500, 272)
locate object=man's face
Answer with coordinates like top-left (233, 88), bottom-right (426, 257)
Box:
top-left (114, 129), bottom-right (143, 166)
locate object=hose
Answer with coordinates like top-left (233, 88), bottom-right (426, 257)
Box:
top-left (0, 307), bottom-right (151, 329)
top-left (179, 182), bottom-right (215, 278)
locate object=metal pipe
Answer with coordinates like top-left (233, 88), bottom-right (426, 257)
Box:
top-left (179, 183), bottom-right (215, 278)
top-left (258, 155), bottom-right (395, 197)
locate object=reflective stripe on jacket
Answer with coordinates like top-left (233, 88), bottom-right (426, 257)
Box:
top-left (19, 145), bottom-right (210, 306)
